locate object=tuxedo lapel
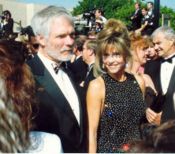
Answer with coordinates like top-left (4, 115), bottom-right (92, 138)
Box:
top-left (28, 55), bottom-right (80, 127)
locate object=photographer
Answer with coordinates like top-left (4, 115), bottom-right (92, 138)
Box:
top-left (0, 10), bottom-right (14, 39)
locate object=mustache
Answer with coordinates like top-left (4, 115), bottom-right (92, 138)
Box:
top-left (60, 49), bottom-right (73, 54)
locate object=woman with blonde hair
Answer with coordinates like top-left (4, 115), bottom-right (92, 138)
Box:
top-left (87, 19), bottom-right (146, 153)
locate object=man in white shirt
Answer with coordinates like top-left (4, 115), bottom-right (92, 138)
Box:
top-left (145, 26), bottom-right (175, 124)
top-left (27, 6), bottom-right (86, 153)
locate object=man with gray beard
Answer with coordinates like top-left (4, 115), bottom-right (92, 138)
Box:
top-left (27, 6), bottom-right (86, 152)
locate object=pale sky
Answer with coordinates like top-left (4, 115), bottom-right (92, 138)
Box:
top-left (17, 0), bottom-right (175, 10)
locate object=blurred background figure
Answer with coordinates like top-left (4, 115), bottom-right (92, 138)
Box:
top-left (128, 120), bottom-right (175, 153)
top-left (67, 35), bottom-right (88, 85)
top-left (130, 2), bottom-right (142, 31)
top-left (95, 8), bottom-right (107, 25)
top-left (0, 10), bottom-right (14, 39)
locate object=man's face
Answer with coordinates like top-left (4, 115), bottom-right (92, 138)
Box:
top-left (82, 42), bottom-right (89, 64)
top-left (95, 10), bottom-right (101, 18)
top-left (44, 16), bottom-right (75, 62)
top-left (153, 32), bottom-right (174, 58)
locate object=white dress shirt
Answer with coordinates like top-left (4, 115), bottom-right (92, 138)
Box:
top-left (160, 54), bottom-right (175, 94)
top-left (37, 52), bottom-right (80, 125)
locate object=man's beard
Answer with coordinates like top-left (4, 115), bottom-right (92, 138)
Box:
top-left (47, 49), bottom-right (73, 62)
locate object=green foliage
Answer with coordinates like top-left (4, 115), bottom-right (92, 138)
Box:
top-left (72, 0), bottom-right (175, 30)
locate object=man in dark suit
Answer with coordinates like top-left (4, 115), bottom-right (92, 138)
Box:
top-left (145, 26), bottom-right (175, 124)
top-left (130, 2), bottom-right (142, 31)
top-left (27, 6), bottom-right (86, 152)
top-left (67, 36), bottom-right (88, 84)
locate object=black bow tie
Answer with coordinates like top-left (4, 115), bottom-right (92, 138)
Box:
top-left (52, 63), bottom-right (61, 74)
top-left (161, 55), bottom-right (175, 63)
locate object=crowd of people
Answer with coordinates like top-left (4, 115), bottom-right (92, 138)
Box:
top-left (0, 3), bottom-right (175, 153)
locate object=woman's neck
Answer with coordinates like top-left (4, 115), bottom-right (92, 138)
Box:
top-left (108, 70), bottom-right (126, 82)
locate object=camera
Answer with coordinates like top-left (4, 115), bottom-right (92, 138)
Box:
top-left (20, 26), bottom-right (35, 37)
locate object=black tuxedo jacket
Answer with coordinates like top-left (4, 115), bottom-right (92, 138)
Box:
top-left (145, 58), bottom-right (175, 122)
top-left (67, 56), bottom-right (88, 84)
top-left (27, 55), bottom-right (86, 152)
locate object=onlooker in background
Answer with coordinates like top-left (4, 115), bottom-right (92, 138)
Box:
top-left (0, 10), bottom-right (14, 39)
top-left (147, 2), bottom-right (156, 33)
top-left (81, 39), bottom-right (97, 92)
top-left (130, 2), bottom-right (142, 31)
top-left (67, 35), bottom-right (88, 84)
top-left (145, 26), bottom-right (175, 124)
top-left (87, 19), bottom-right (146, 153)
top-left (95, 8), bottom-right (107, 25)
top-left (128, 120), bottom-right (175, 153)
top-left (145, 36), bottom-right (159, 61)
top-left (28, 6), bottom-right (86, 152)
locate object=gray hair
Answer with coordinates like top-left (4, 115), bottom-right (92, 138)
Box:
top-left (152, 26), bottom-right (175, 41)
top-left (31, 5), bottom-right (74, 38)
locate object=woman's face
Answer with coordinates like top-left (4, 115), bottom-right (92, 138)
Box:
top-left (136, 46), bottom-right (148, 65)
top-left (102, 48), bottom-right (125, 74)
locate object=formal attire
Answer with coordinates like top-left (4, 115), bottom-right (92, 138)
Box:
top-left (27, 131), bottom-right (63, 153)
top-left (145, 55), bottom-right (175, 122)
top-left (130, 8), bottom-right (142, 31)
top-left (97, 73), bottom-right (146, 153)
top-left (27, 53), bottom-right (86, 152)
top-left (67, 56), bottom-right (88, 84)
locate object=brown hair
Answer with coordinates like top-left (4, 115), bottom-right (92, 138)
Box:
top-left (0, 40), bottom-right (36, 132)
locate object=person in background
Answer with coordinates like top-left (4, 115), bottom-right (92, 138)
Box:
top-left (130, 2), bottom-right (142, 31)
top-left (145, 26), bottom-right (175, 124)
top-left (0, 10), bottom-right (14, 39)
top-left (87, 19), bottom-right (146, 153)
top-left (28, 6), bottom-right (86, 152)
top-left (67, 35), bottom-right (88, 84)
top-left (145, 36), bottom-right (159, 61)
top-left (128, 120), bottom-right (175, 153)
top-left (95, 8), bottom-right (107, 25)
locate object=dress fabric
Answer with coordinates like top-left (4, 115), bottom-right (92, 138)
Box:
top-left (97, 73), bottom-right (146, 153)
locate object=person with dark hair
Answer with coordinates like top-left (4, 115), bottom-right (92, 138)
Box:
top-left (67, 35), bottom-right (88, 84)
top-left (130, 2), bottom-right (142, 31)
top-left (0, 10), bottom-right (14, 38)
top-left (95, 8), bottom-right (107, 25)
top-left (129, 120), bottom-right (175, 153)
top-left (0, 39), bottom-right (36, 132)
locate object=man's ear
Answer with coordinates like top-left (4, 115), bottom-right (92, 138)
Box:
top-left (35, 34), bottom-right (46, 47)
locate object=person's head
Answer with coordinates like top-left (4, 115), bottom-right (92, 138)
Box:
top-left (141, 7), bottom-right (148, 16)
top-left (2, 10), bottom-right (12, 20)
top-left (73, 35), bottom-right (87, 56)
top-left (129, 120), bottom-right (175, 153)
top-left (82, 39), bottom-right (97, 65)
top-left (145, 36), bottom-right (158, 60)
top-left (0, 75), bottom-right (29, 153)
top-left (95, 9), bottom-right (103, 18)
top-left (152, 26), bottom-right (175, 58)
top-left (94, 19), bottom-right (131, 77)
top-left (135, 2), bottom-right (140, 10)
top-left (0, 40), bottom-right (36, 131)
top-left (147, 2), bottom-right (154, 10)
top-left (31, 5), bottom-right (75, 62)
top-left (130, 33), bottom-right (149, 65)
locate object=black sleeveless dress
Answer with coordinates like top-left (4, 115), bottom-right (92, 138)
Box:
top-left (97, 73), bottom-right (146, 153)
